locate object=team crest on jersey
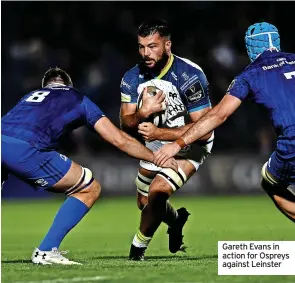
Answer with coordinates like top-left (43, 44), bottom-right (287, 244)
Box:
top-left (185, 80), bottom-right (205, 103)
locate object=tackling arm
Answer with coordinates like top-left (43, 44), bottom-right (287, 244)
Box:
top-left (95, 117), bottom-right (154, 161)
top-left (181, 95), bottom-right (242, 145)
top-left (138, 107), bottom-right (213, 141)
top-left (153, 95), bottom-right (242, 166)
top-left (93, 117), bottom-right (178, 171)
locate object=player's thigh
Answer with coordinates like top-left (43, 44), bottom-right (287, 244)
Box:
top-left (50, 161), bottom-right (83, 192)
top-left (2, 143), bottom-right (73, 192)
top-left (150, 158), bottom-right (196, 196)
top-left (262, 151), bottom-right (295, 185)
top-left (176, 158), bottom-right (197, 181)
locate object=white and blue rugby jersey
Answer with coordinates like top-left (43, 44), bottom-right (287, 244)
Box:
top-left (120, 54), bottom-right (212, 128)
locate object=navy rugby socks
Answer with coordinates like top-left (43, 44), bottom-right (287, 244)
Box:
top-left (39, 196), bottom-right (89, 251)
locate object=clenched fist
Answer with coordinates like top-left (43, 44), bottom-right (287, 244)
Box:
top-left (138, 122), bottom-right (160, 141)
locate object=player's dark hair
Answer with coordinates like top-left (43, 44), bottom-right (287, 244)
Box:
top-left (138, 19), bottom-right (171, 39)
top-left (42, 67), bottom-right (73, 87)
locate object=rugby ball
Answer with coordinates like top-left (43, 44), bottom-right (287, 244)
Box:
top-left (137, 85), bottom-right (167, 126)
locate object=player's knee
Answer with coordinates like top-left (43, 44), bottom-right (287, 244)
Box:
top-left (153, 167), bottom-right (187, 195)
top-left (65, 167), bottom-right (98, 197)
top-left (135, 172), bottom-right (152, 200)
top-left (89, 179), bottom-right (101, 201)
top-left (137, 194), bottom-right (148, 210)
top-left (148, 182), bottom-right (170, 204)
top-left (273, 195), bottom-right (283, 206)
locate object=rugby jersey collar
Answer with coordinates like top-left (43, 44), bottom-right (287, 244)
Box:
top-left (156, 54), bottom-right (174, 79)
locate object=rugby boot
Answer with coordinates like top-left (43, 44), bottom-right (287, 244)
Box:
top-left (129, 244), bottom-right (146, 261)
top-left (31, 247), bottom-right (82, 265)
top-left (167, 207), bottom-right (190, 253)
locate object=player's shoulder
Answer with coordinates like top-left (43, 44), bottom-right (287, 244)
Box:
top-left (42, 85), bottom-right (84, 103)
top-left (121, 64), bottom-right (140, 86)
top-left (174, 55), bottom-right (205, 76)
top-left (249, 50), bottom-right (294, 69)
top-left (44, 85), bottom-right (81, 94)
top-left (277, 51), bottom-right (295, 61)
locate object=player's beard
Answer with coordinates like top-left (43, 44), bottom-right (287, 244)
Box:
top-left (141, 51), bottom-right (169, 76)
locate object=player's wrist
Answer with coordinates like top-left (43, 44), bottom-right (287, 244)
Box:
top-left (138, 107), bottom-right (150, 119)
top-left (153, 127), bottom-right (161, 139)
top-left (175, 137), bottom-right (187, 149)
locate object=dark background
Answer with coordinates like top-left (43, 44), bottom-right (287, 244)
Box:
top-left (2, 1), bottom-right (294, 198)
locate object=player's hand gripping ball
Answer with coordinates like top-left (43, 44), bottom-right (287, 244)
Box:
top-left (137, 86), bottom-right (167, 126)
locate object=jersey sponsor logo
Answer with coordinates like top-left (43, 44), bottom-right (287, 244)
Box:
top-left (120, 78), bottom-right (131, 90)
top-left (166, 89), bottom-right (187, 128)
top-left (184, 80), bottom-right (205, 103)
top-left (262, 59), bottom-right (295, 71)
top-left (181, 72), bottom-right (189, 81)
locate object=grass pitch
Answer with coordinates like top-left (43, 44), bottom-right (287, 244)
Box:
top-left (2, 195), bottom-right (294, 283)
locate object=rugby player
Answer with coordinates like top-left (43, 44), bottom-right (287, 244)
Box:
top-left (120, 19), bottom-right (214, 260)
top-left (1, 67), bottom-right (178, 265)
top-left (154, 22), bottom-right (295, 223)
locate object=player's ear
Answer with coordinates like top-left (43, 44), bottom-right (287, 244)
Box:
top-left (165, 40), bottom-right (171, 52)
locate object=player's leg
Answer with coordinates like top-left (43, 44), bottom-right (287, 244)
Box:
top-left (135, 167), bottom-right (154, 209)
top-left (14, 150), bottom-right (101, 265)
top-left (129, 159), bottom-right (195, 260)
top-left (1, 136), bottom-right (100, 264)
top-left (261, 162), bottom-right (295, 222)
top-left (136, 167), bottom-right (180, 227)
top-left (35, 160), bottom-right (100, 260)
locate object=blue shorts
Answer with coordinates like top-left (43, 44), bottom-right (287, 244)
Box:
top-left (266, 151), bottom-right (295, 186)
top-left (1, 135), bottom-right (72, 190)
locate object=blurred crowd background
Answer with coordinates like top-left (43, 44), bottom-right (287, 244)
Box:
top-left (2, 1), bottom-right (294, 197)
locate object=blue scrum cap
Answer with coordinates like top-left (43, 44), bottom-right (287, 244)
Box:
top-left (245, 22), bottom-right (280, 62)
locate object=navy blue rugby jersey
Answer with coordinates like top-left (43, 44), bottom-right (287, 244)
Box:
top-left (227, 50), bottom-right (295, 159)
top-left (2, 84), bottom-right (105, 150)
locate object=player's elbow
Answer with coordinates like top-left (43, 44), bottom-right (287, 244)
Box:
top-left (112, 135), bottom-right (125, 149)
top-left (113, 130), bottom-right (131, 150)
top-left (120, 116), bottom-right (133, 131)
top-left (214, 106), bottom-right (229, 123)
